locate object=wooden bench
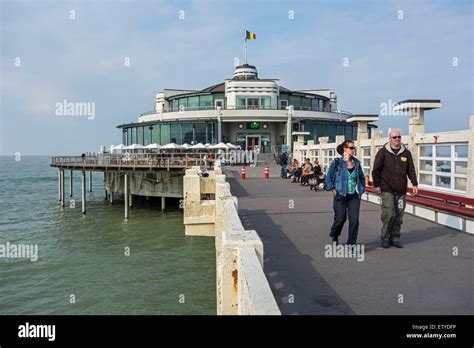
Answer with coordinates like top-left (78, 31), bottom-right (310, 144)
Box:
top-left (365, 184), bottom-right (474, 219)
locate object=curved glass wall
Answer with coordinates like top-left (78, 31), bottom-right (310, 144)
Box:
top-left (301, 121), bottom-right (358, 143)
top-left (123, 121), bottom-right (217, 146)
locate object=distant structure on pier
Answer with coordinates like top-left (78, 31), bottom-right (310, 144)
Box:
top-left (116, 63), bottom-right (377, 156)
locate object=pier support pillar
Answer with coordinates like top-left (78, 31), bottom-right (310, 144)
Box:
top-left (81, 171), bottom-right (86, 214)
top-left (89, 171), bottom-right (92, 192)
top-left (161, 196), bottom-right (166, 211)
top-left (58, 170), bottom-right (61, 202)
top-left (60, 169), bottom-right (65, 208)
top-left (104, 190), bottom-right (108, 200)
top-left (124, 174), bottom-right (129, 219)
top-left (129, 194), bottom-right (133, 208)
top-left (69, 170), bottom-right (73, 197)
top-left (109, 192), bottom-right (114, 204)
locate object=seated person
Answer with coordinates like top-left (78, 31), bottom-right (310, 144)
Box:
top-left (300, 158), bottom-right (313, 186)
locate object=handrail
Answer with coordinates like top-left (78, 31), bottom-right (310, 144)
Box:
top-left (138, 107), bottom-right (353, 116)
top-left (51, 154), bottom-right (213, 169)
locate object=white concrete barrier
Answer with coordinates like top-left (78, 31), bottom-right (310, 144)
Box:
top-left (183, 166), bottom-right (281, 315)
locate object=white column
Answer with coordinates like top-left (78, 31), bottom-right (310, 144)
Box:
top-left (161, 196), bottom-right (166, 211)
top-left (408, 108), bottom-right (425, 174)
top-left (88, 171), bottom-right (92, 192)
top-left (286, 105), bottom-right (293, 157)
top-left (217, 107), bottom-right (222, 143)
top-left (356, 121), bottom-right (368, 157)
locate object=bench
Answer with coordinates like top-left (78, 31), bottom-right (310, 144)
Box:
top-left (365, 184), bottom-right (474, 220)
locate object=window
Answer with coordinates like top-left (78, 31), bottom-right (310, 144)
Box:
top-left (261, 96), bottom-right (271, 109)
top-left (170, 124), bottom-right (181, 144)
top-left (280, 99), bottom-right (288, 110)
top-left (302, 97), bottom-right (311, 110)
top-left (152, 125), bottom-right (160, 145)
top-left (137, 127), bottom-right (144, 145)
top-left (323, 149), bottom-right (336, 172)
top-left (289, 95), bottom-right (301, 108)
top-left (199, 95), bottom-right (213, 108)
top-left (215, 99), bottom-right (224, 108)
top-left (172, 99), bottom-right (178, 111)
top-left (195, 123), bottom-right (207, 144)
top-left (131, 127), bottom-right (136, 144)
top-left (418, 143), bottom-right (468, 193)
top-left (300, 149), bottom-right (307, 163)
top-left (327, 124), bottom-right (336, 142)
top-left (310, 149), bottom-right (319, 163)
top-left (182, 123), bottom-right (193, 144)
top-left (187, 96), bottom-right (199, 110)
top-left (144, 126), bottom-right (151, 145)
top-left (178, 98), bottom-right (187, 110)
top-left (362, 147), bottom-right (371, 172)
top-left (237, 97), bottom-right (246, 109)
top-left (247, 98), bottom-right (259, 109)
top-left (207, 122), bottom-right (216, 144)
top-left (161, 125), bottom-right (170, 144)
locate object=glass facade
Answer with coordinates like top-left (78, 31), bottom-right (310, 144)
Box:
top-left (123, 122), bottom-right (217, 146)
top-left (300, 121), bottom-right (358, 143)
top-left (169, 94), bottom-right (217, 111)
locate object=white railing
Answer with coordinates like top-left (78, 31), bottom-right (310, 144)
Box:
top-left (293, 124), bottom-right (473, 198)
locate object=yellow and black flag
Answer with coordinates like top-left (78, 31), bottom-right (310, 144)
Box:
top-left (246, 30), bottom-right (256, 40)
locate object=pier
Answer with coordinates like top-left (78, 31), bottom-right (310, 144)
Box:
top-left (223, 166), bottom-right (473, 314)
top-left (51, 154), bottom-right (213, 217)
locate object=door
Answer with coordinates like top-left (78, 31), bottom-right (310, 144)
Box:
top-left (246, 136), bottom-right (260, 152)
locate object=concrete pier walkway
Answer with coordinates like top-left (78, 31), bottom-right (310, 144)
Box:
top-left (224, 166), bottom-right (473, 315)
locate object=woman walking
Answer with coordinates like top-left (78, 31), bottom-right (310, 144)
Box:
top-left (325, 140), bottom-right (366, 248)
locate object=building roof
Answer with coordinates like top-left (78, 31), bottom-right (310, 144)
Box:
top-left (200, 82), bottom-right (291, 94)
top-left (200, 82), bottom-right (225, 93)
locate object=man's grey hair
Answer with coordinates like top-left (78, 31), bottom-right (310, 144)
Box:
top-left (388, 129), bottom-right (402, 137)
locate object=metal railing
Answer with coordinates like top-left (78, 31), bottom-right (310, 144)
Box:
top-left (51, 154), bottom-right (214, 170)
top-left (139, 106), bottom-right (353, 115)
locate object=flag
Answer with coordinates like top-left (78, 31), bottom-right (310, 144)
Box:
top-left (246, 30), bottom-right (256, 40)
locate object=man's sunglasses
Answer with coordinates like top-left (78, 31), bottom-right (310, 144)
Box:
top-left (346, 146), bottom-right (356, 150)
top-left (391, 136), bottom-right (402, 139)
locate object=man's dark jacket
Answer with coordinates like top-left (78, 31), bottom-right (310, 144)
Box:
top-left (372, 142), bottom-right (418, 194)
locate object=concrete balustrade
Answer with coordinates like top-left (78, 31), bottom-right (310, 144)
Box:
top-left (183, 163), bottom-right (281, 315)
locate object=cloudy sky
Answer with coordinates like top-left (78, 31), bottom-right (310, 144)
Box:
top-left (1, 0), bottom-right (472, 155)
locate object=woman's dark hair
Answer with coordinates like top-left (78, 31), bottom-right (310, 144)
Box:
top-left (336, 140), bottom-right (355, 155)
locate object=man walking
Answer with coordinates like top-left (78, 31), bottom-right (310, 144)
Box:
top-left (372, 130), bottom-right (418, 248)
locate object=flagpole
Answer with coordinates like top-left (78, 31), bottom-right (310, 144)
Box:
top-left (245, 38), bottom-right (247, 64)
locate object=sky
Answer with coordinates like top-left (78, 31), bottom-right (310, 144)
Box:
top-left (1, 0), bottom-right (472, 155)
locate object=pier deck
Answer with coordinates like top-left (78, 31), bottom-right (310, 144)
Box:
top-left (50, 155), bottom-right (213, 172)
top-left (225, 166), bottom-right (473, 315)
